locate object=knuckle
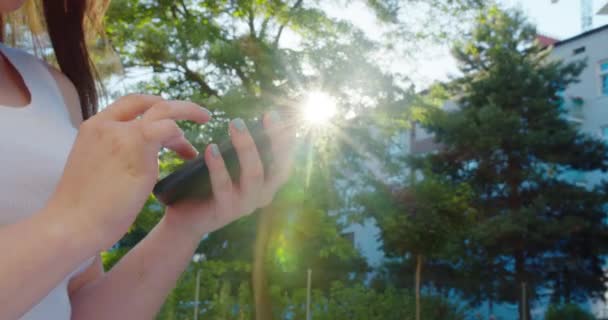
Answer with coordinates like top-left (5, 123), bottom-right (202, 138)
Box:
top-left (79, 118), bottom-right (102, 133)
top-left (117, 93), bottom-right (143, 104)
top-left (238, 202), bottom-right (253, 216)
top-left (244, 164), bottom-right (264, 181)
top-left (168, 121), bottom-right (181, 134)
top-left (216, 175), bottom-right (233, 193)
top-left (234, 134), bottom-right (255, 149)
top-left (260, 192), bottom-right (275, 208)
top-left (109, 135), bottom-right (127, 156)
top-left (137, 121), bottom-right (152, 140)
top-left (151, 102), bottom-right (171, 116)
top-left (210, 208), bottom-right (222, 224)
top-left (123, 93), bottom-right (142, 99)
top-left (79, 119), bottom-right (110, 141)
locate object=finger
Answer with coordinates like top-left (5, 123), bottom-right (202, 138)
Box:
top-left (142, 100), bottom-right (211, 124)
top-left (141, 119), bottom-right (199, 159)
top-left (141, 119), bottom-right (182, 143)
top-left (165, 135), bottom-right (199, 160)
top-left (230, 118), bottom-right (264, 204)
top-left (205, 144), bottom-right (234, 209)
top-left (98, 94), bottom-right (164, 121)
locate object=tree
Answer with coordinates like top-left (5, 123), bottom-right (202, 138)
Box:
top-left (417, 7), bottom-right (608, 319)
top-left (359, 170), bottom-right (473, 320)
top-left (102, 1), bottom-right (490, 318)
top-left (105, 1), bottom-right (390, 317)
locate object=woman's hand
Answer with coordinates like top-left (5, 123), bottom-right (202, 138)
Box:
top-left (164, 112), bottom-right (295, 238)
top-left (45, 94), bottom-right (210, 252)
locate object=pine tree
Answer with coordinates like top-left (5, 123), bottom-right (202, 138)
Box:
top-left (418, 7), bottom-right (608, 319)
top-left (361, 173), bottom-right (474, 320)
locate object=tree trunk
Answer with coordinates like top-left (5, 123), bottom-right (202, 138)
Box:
top-left (564, 269), bottom-right (571, 304)
top-left (515, 251), bottom-right (531, 320)
top-left (252, 207), bottom-right (274, 320)
top-left (415, 254), bottom-right (424, 320)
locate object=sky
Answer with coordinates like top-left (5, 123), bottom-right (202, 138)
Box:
top-left (504, 0), bottom-right (608, 39)
top-left (320, 0), bottom-right (608, 88)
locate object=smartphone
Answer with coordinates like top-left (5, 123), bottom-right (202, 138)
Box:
top-left (153, 121), bottom-right (273, 206)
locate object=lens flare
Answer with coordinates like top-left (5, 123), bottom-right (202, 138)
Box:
top-left (302, 91), bottom-right (337, 125)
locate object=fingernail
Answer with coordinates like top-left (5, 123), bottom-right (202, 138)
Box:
top-left (232, 118), bottom-right (247, 132)
top-left (270, 111), bottom-right (281, 124)
top-left (202, 107), bottom-right (212, 118)
top-left (210, 144), bottom-right (220, 158)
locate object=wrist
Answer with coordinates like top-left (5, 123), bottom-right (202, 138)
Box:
top-left (159, 211), bottom-right (206, 249)
top-left (32, 206), bottom-right (97, 261)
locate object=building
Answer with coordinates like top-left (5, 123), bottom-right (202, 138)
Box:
top-left (551, 23), bottom-right (608, 318)
top-left (551, 24), bottom-right (608, 188)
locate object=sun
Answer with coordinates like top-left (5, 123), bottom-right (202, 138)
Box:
top-left (302, 91), bottom-right (337, 126)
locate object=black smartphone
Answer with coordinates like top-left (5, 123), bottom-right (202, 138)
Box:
top-left (153, 121), bottom-right (273, 206)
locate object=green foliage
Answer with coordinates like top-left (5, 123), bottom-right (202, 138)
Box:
top-left (156, 260), bottom-right (253, 320)
top-left (310, 282), bottom-right (466, 320)
top-left (544, 304), bottom-right (595, 320)
top-left (155, 279), bottom-right (467, 320)
top-left (101, 247), bottom-right (129, 271)
top-left (369, 174), bottom-right (474, 258)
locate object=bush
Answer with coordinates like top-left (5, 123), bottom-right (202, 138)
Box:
top-left (156, 278), bottom-right (467, 320)
top-left (273, 282), bottom-right (466, 320)
top-left (544, 304), bottom-right (595, 320)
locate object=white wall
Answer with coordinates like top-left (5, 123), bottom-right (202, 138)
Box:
top-left (552, 28), bottom-right (608, 137)
top-left (553, 28), bottom-right (608, 189)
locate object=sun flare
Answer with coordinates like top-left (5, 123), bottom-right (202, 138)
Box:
top-left (302, 91), bottom-right (337, 126)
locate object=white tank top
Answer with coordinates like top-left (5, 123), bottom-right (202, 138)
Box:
top-left (0, 43), bottom-right (94, 320)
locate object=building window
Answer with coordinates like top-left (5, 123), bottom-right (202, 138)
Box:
top-left (602, 126), bottom-right (608, 139)
top-left (573, 46), bottom-right (586, 55)
top-left (601, 61), bottom-right (608, 96)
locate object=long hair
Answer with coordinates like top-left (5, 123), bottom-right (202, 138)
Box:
top-left (1, 0), bottom-right (110, 119)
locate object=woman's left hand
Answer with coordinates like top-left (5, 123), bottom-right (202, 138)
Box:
top-left (163, 111), bottom-right (295, 238)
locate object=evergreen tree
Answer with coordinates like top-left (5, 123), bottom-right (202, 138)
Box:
top-left (418, 7), bottom-right (608, 319)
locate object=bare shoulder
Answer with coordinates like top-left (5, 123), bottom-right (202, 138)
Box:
top-left (44, 64), bottom-right (84, 127)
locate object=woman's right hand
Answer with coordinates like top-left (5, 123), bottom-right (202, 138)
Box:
top-left (44, 94), bottom-right (210, 252)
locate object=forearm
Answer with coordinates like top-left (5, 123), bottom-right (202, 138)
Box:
top-left (70, 214), bottom-right (203, 320)
top-left (0, 209), bottom-right (92, 319)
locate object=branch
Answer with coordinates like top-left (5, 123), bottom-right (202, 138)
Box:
top-left (178, 0), bottom-right (191, 18)
top-left (169, 4), bottom-right (179, 19)
top-left (123, 59), bottom-right (218, 97)
top-left (259, 18), bottom-right (270, 39)
top-left (273, 0), bottom-right (304, 47)
top-left (176, 62), bottom-right (219, 97)
top-left (234, 65), bottom-right (255, 94)
top-left (183, 67), bottom-right (219, 97)
top-left (248, 5), bottom-right (257, 38)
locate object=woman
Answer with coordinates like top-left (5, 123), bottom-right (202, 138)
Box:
top-left (0, 1), bottom-right (294, 319)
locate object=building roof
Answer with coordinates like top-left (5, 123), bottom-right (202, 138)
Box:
top-left (554, 24), bottom-right (608, 47)
top-left (599, 1), bottom-right (608, 14)
top-left (537, 34), bottom-right (559, 46)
